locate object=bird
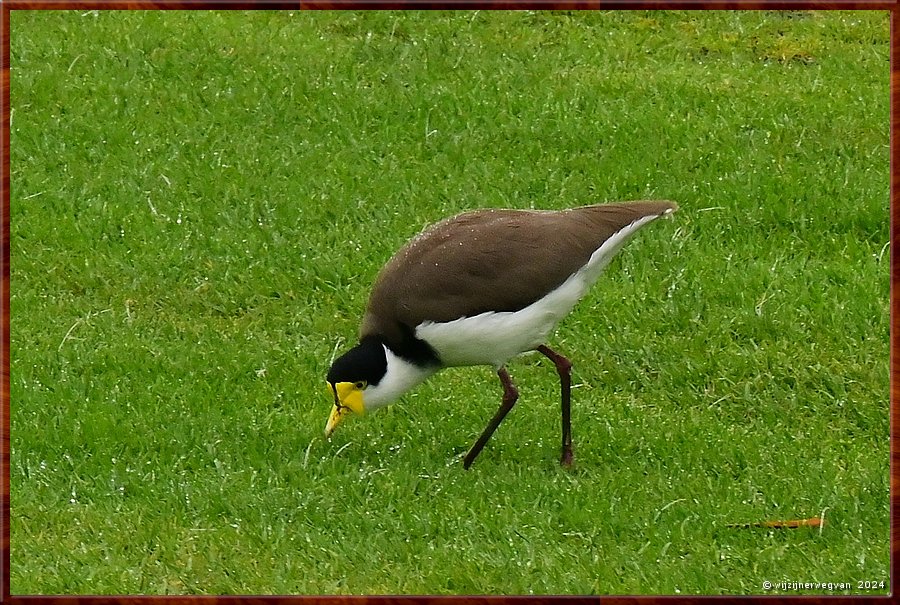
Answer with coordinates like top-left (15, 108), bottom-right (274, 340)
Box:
top-left (324, 200), bottom-right (678, 469)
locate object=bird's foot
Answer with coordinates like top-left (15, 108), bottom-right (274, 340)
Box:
top-left (560, 446), bottom-right (573, 468)
top-left (462, 451), bottom-right (476, 470)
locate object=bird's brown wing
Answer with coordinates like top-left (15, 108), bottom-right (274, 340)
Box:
top-left (361, 201), bottom-right (676, 343)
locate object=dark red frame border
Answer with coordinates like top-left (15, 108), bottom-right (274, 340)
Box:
top-left (0, 1), bottom-right (895, 602)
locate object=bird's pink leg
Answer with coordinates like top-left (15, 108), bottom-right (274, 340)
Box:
top-left (537, 345), bottom-right (573, 467)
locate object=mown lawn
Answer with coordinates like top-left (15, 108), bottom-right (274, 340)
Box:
top-left (9, 9), bottom-right (889, 595)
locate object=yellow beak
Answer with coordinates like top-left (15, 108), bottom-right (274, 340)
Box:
top-left (325, 403), bottom-right (349, 437)
top-left (324, 381), bottom-right (366, 437)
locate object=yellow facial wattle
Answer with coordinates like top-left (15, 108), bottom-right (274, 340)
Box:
top-left (324, 381), bottom-right (366, 436)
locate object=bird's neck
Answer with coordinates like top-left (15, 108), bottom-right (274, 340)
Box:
top-left (364, 343), bottom-right (439, 410)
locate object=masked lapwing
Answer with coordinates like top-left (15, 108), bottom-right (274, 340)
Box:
top-left (325, 200), bottom-right (677, 468)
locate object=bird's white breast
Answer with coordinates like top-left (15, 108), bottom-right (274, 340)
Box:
top-left (364, 345), bottom-right (439, 410)
top-left (415, 212), bottom-right (663, 368)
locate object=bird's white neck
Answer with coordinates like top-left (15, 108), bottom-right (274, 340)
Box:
top-left (363, 344), bottom-right (438, 411)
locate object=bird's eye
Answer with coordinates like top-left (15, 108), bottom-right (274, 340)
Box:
top-left (354, 381), bottom-right (367, 390)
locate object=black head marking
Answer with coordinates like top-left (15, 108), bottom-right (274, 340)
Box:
top-left (327, 336), bottom-right (389, 387)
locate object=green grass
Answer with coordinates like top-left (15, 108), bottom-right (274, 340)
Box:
top-left (9, 9), bottom-right (889, 595)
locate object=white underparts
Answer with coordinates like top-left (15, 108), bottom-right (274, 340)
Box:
top-left (363, 344), bottom-right (438, 411)
top-left (415, 213), bottom-right (665, 368)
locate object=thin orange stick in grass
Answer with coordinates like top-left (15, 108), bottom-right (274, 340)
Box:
top-left (728, 517), bottom-right (821, 529)
top-left (727, 509), bottom-right (827, 531)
